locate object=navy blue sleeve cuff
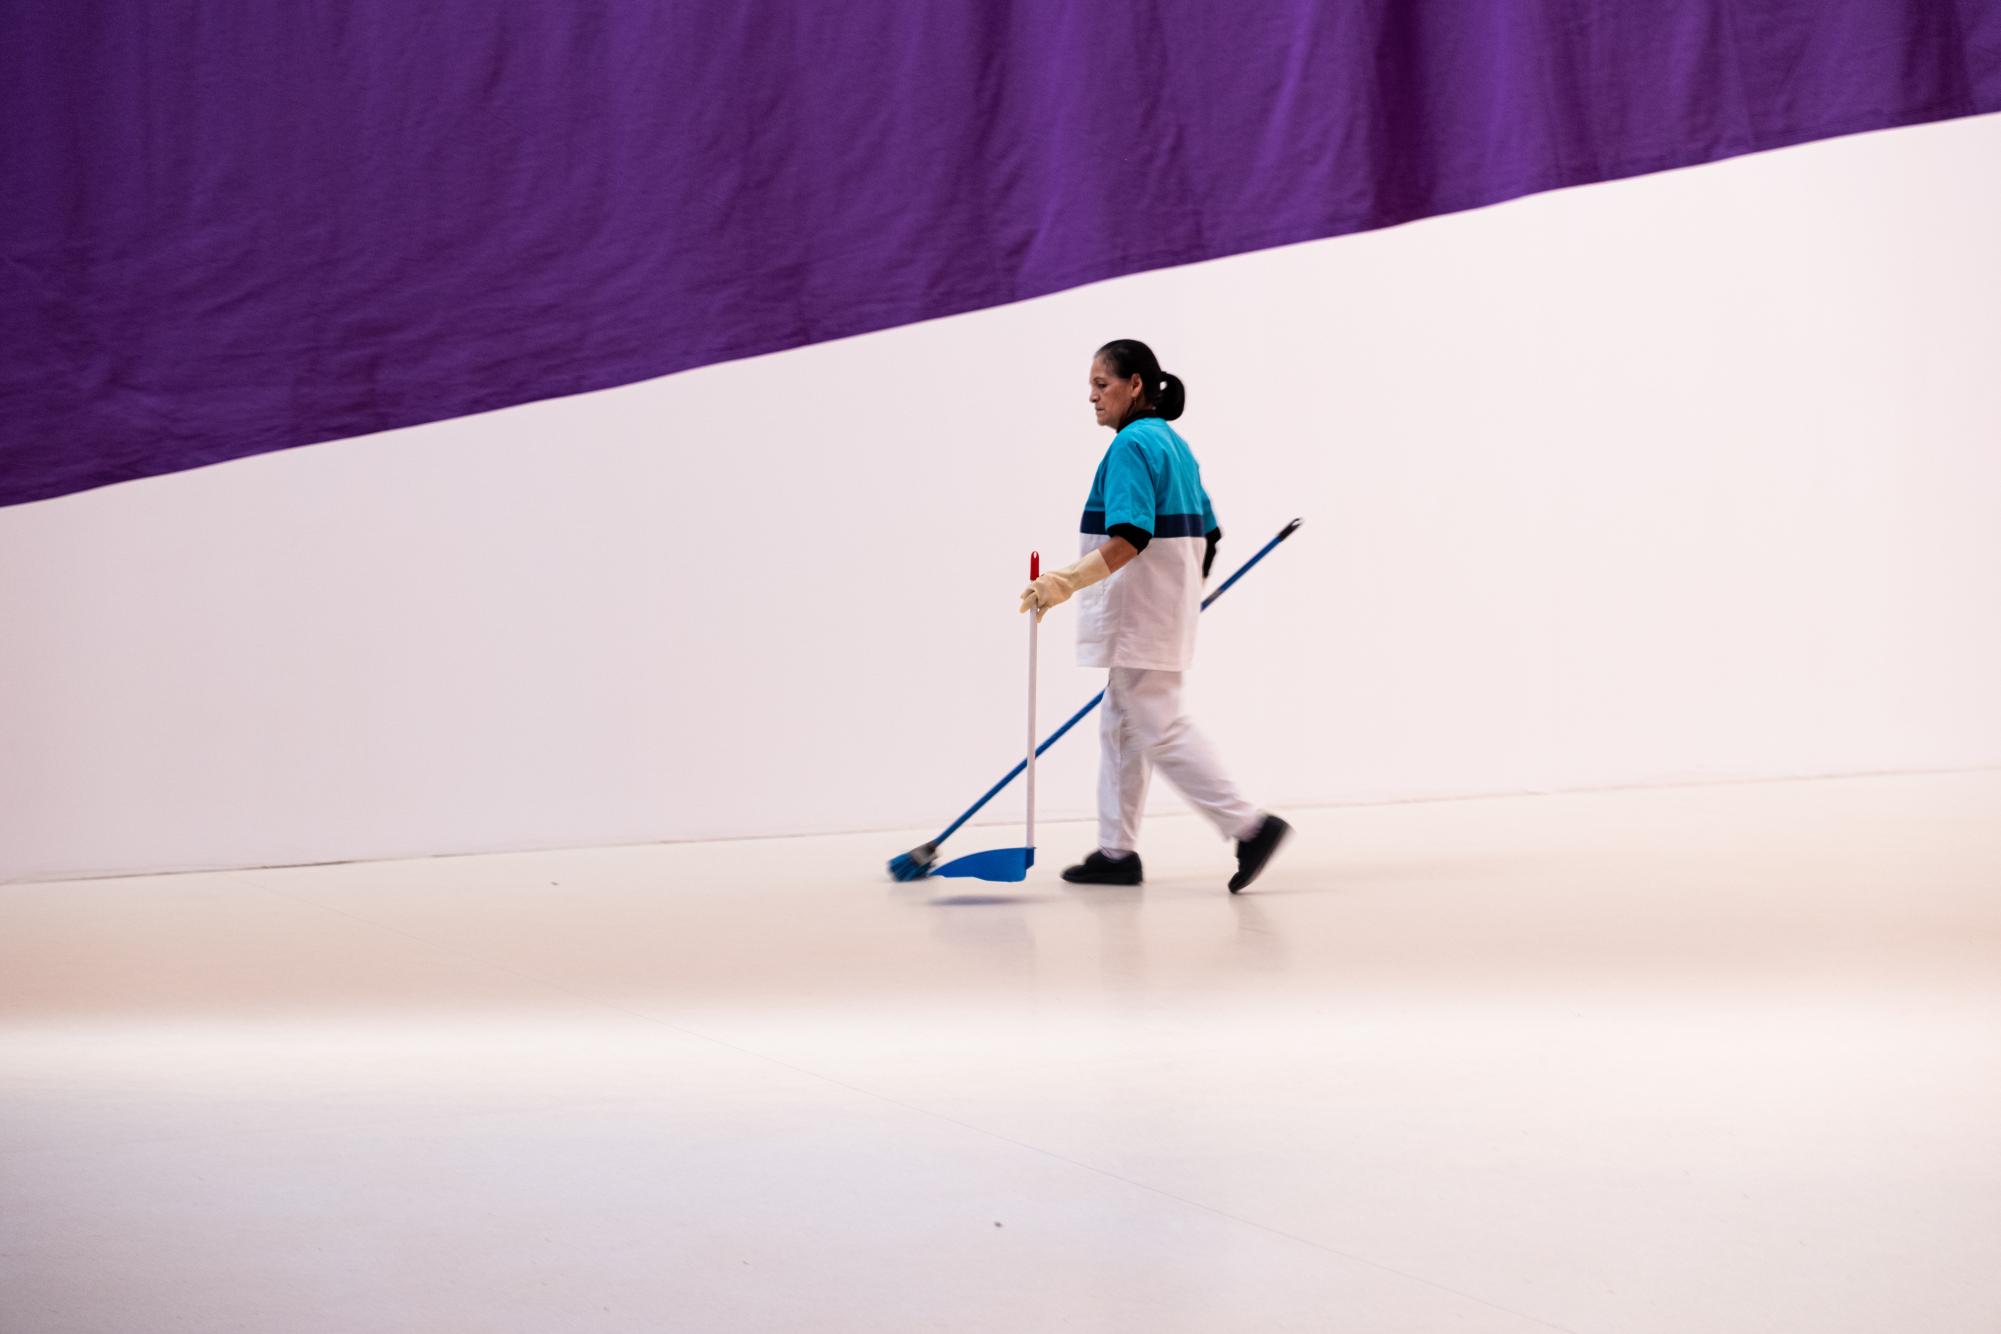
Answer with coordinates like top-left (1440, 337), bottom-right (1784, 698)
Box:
top-left (1108, 522), bottom-right (1152, 553)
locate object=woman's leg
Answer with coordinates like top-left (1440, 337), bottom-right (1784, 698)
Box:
top-left (1125, 669), bottom-right (1262, 842)
top-left (1098, 668), bottom-right (1153, 854)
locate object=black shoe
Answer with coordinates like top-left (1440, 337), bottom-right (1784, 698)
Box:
top-left (1062, 851), bottom-right (1144, 885)
top-left (1228, 815), bottom-right (1291, 893)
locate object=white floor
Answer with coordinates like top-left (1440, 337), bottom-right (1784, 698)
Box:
top-left (3, 771), bottom-right (1999, 1334)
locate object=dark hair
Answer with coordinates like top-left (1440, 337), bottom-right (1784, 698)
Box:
top-left (1095, 339), bottom-right (1185, 423)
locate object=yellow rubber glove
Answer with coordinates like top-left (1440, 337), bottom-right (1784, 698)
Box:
top-left (1018, 548), bottom-right (1112, 619)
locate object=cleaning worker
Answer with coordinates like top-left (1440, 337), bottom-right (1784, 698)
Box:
top-left (1018, 339), bottom-right (1291, 892)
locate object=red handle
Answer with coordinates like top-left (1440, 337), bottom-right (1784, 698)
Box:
top-left (1030, 551), bottom-right (1040, 579)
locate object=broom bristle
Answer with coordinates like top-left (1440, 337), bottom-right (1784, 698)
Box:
top-left (887, 841), bottom-right (939, 881)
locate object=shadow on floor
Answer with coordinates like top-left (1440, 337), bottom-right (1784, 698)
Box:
top-left (927, 893), bottom-right (1057, 907)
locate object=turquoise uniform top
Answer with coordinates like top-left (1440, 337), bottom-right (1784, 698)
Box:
top-left (1080, 416), bottom-right (1219, 543)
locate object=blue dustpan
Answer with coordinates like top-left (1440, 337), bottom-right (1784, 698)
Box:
top-left (926, 551), bottom-right (1042, 885)
top-left (928, 846), bottom-right (1036, 883)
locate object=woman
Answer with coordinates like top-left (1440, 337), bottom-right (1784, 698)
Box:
top-left (1018, 339), bottom-right (1290, 892)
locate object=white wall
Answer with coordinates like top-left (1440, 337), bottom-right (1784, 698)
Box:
top-left (5, 115), bottom-right (2000, 883)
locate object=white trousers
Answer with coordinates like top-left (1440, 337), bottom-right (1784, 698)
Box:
top-left (1099, 667), bottom-right (1260, 854)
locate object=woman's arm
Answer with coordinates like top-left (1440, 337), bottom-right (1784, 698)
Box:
top-left (1099, 535), bottom-right (1140, 573)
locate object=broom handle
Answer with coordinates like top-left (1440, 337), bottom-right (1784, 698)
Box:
top-left (930, 518), bottom-right (1302, 846)
top-left (1203, 516), bottom-right (1302, 609)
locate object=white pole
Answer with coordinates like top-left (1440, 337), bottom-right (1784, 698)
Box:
top-left (1026, 553), bottom-right (1039, 854)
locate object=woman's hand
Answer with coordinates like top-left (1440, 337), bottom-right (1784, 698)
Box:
top-left (1017, 539), bottom-right (1137, 619)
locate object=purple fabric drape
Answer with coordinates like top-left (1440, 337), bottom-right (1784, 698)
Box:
top-left (3, 3), bottom-right (1997, 508)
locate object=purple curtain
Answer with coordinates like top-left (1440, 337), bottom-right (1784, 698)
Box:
top-left (4, 2), bottom-right (1997, 508)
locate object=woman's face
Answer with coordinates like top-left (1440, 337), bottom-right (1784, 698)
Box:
top-left (1089, 357), bottom-right (1144, 430)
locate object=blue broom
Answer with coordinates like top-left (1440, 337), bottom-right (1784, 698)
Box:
top-left (889, 518), bottom-right (1302, 882)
